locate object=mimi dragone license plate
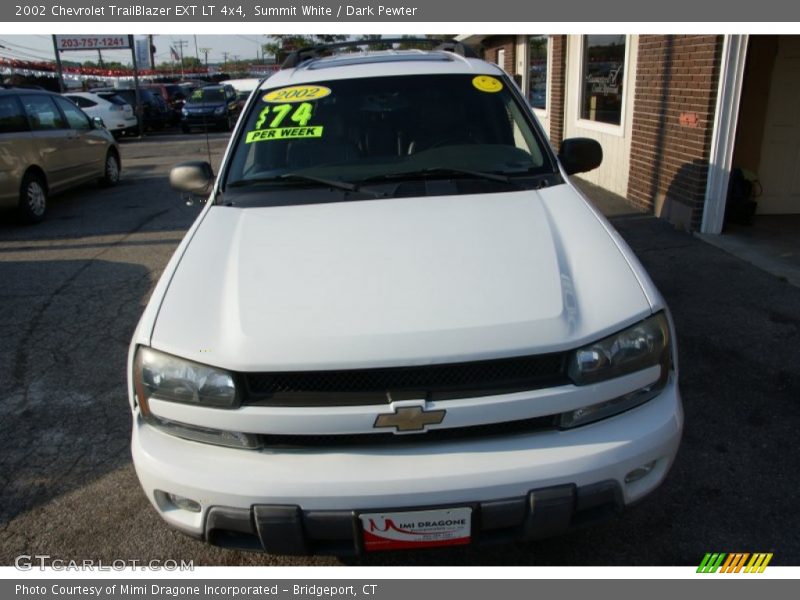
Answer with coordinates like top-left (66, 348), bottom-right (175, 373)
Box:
top-left (359, 507), bottom-right (472, 552)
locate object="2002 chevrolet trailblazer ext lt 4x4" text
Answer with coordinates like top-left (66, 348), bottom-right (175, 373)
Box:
top-left (128, 40), bottom-right (683, 555)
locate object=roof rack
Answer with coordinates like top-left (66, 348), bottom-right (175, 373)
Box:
top-left (280, 38), bottom-right (478, 69)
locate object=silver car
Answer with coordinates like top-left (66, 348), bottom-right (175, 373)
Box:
top-left (0, 88), bottom-right (120, 223)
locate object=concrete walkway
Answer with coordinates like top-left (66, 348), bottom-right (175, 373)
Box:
top-left (571, 176), bottom-right (647, 218)
top-left (698, 216), bottom-right (800, 288)
top-left (574, 175), bottom-right (800, 289)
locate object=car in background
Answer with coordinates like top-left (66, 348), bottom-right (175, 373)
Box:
top-left (145, 83), bottom-right (188, 125)
top-left (0, 87), bottom-right (120, 223)
top-left (177, 80), bottom-right (206, 97)
top-left (180, 84), bottom-right (240, 133)
top-left (94, 87), bottom-right (170, 131)
top-left (64, 91), bottom-right (137, 138)
top-left (224, 78), bottom-right (261, 109)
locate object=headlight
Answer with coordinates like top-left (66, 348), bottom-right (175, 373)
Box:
top-left (133, 346), bottom-right (237, 415)
top-left (568, 313), bottom-right (670, 385)
top-left (144, 414), bottom-right (261, 450)
top-left (559, 312), bottom-right (672, 429)
top-left (181, 108), bottom-right (188, 116)
top-left (214, 106), bottom-right (226, 115)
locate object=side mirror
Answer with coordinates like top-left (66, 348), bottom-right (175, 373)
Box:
top-left (170, 161), bottom-right (214, 195)
top-left (92, 116), bottom-right (105, 129)
top-left (558, 138), bottom-right (603, 175)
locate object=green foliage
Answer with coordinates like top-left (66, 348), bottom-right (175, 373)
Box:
top-left (261, 35), bottom-right (348, 61)
top-left (80, 60), bottom-right (127, 69)
top-left (355, 35), bottom-right (392, 51)
top-left (260, 34), bottom-right (458, 60)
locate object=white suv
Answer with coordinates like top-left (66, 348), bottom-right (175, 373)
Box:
top-left (128, 41), bottom-right (682, 556)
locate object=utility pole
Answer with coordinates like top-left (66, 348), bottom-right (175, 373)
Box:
top-left (148, 34), bottom-right (155, 69)
top-left (194, 34), bottom-right (199, 62)
top-left (51, 35), bottom-right (64, 92)
top-left (174, 39), bottom-right (188, 77)
top-left (222, 51), bottom-right (229, 71)
top-left (200, 47), bottom-right (211, 68)
top-left (97, 49), bottom-right (104, 69)
top-left (129, 34), bottom-right (143, 138)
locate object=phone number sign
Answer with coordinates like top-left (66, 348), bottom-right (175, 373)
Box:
top-left (55, 36), bottom-right (130, 51)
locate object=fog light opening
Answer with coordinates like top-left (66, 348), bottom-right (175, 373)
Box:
top-left (165, 492), bottom-right (202, 513)
top-left (625, 460), bottom-right (657, 484)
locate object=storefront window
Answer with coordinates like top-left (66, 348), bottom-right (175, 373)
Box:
top-left (496, 48), bottom-right (505, 69)
top-left (528, 36), bottom-right (548, 111)
top-left (581, 35), bottom-right (626, 125)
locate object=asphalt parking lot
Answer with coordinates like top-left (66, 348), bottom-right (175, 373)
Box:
top-left (1, 133), bottom-right (798, 567)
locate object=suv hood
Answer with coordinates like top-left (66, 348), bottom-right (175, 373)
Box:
top-left (150, 187), bottom-right (652, 371)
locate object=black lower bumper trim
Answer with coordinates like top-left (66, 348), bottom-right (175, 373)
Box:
top-left (202, 480), bottom-right (624, 556)
top-left (254, 505), bottom-right (309, 555)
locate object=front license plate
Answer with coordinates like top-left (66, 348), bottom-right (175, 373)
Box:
top-left (359, 507), bottom-right (472, 552)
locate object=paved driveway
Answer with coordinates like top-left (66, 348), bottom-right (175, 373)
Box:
top-left (0, 138), bottom-right (797, 566)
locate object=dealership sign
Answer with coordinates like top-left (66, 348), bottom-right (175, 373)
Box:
top-left (55, 36), bottom-right (130, 51)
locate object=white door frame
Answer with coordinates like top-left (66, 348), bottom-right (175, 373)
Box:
top-left (701, 34), bottom-right (750, 234)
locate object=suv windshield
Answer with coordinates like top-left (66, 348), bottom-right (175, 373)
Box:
top-left (190, 88), bottom-right (225, 103)
top-left (224, 74), bottom-right (556, 197)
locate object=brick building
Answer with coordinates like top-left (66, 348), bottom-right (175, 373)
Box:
top-left (458, 35), bottom-right (799, 234)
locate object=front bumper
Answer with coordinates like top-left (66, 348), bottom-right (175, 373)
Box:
top-left (131, 380), bottom-right (682, 555)
top-left (203, 480), bottom-right (624, 555)
top-left (182, 115), bottom-right (227, 129)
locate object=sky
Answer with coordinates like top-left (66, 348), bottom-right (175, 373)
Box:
top-left (0, 35), bottom-right (271, 66)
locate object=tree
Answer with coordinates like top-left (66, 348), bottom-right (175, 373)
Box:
top-left (180, 56), bottom-right (203, 69)
top-left (355, 35), bottom-right (392, 51)
top-left (80, 60), bottom-right (127, 70)
top-left (261, 35), bottom-right (348, 62)
top-left (396, 34), bottom-right (455, 50)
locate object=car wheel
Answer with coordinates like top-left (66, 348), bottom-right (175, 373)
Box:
top-left (18, 172), bottom-right (47, 224)
top-left (100, 151), bottom-right (121, 187)
top-left (181, 124), bottom-right (190, 134)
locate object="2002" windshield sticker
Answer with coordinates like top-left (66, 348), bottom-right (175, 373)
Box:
top-left (246, 101), bottom-right (324, 144)
top-left (262, 85), bottom-right (332, 103)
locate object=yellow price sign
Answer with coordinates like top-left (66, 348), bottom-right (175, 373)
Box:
top-left (255, 103), bottom-right (314, 129)
top-left (246, 126), bottom-right (324, 144)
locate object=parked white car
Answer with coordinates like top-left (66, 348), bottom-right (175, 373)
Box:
top-left (128, 42), bottom-right (683, 556)
top-left (64, 91), bottom-right (137, 138)
top-left (224, 77), bottom-right (262, 107)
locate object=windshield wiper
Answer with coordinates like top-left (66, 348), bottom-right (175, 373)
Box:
top-left (228, 173), bottom-right (385, 197)
top-left (361, 167), bottom-right (521, 187)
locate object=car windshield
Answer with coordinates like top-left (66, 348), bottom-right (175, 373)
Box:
top-left (224, 74), bottom-right (555, 193)
top-left (190, 88), bottom-right (225, 103)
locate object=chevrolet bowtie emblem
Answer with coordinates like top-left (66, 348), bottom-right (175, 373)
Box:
top-left (374, 405), bottom-right (446, 433)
